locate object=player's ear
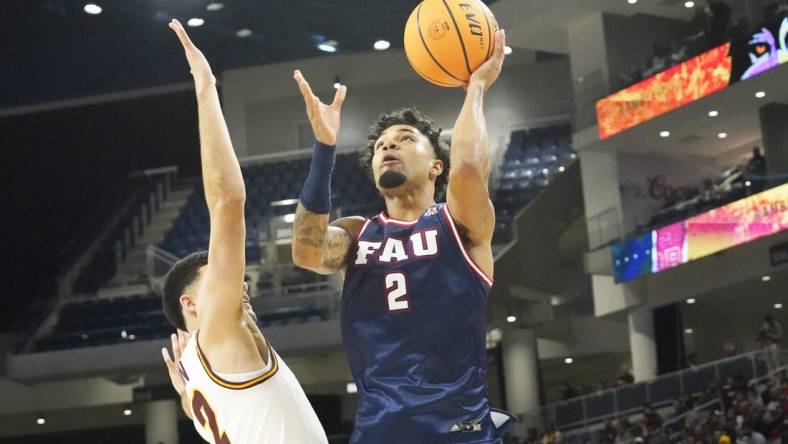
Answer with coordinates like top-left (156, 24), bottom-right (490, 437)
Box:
top-left (180, 294), bottom-right (197, 317)
top-left (430, 159), bottom-right (443, 179)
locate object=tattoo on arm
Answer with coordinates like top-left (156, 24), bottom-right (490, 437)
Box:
top-left (293, 204), bottom-right (351, 274)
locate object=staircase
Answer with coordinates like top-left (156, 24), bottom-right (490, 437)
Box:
top-left (108, 185), bottom-right (194, 286)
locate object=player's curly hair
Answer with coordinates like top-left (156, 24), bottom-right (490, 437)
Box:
top-left (360, 108), bottom-right (451, 201)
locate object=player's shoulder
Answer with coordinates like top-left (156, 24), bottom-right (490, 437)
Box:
top-left (330, 215), bottom-right (369, 240)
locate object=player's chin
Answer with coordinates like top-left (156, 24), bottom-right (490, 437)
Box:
top-left (378, 170), bottom-right (408, 189)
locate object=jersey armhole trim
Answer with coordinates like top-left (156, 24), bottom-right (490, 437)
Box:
top-left (356, 218), bottom-right (372, 241)
top-left (441, 204), bottom-right (494, 288)
top-left (195, 331), bottom-right (279, 390)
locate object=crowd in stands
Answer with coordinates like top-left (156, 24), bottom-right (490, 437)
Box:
top-left (619, 1), bottom-right (788, 89)
top-left (516, 371), bottom-right (787, 444)
top-left (636, 148), bottom-right (775, 237)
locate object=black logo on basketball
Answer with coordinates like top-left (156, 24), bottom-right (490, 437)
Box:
top-left (429, 21), bottom-right (450, 40)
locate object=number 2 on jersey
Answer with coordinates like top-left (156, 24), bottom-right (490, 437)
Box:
top-left (385, 272), bottom-right (410, 312)
top-left (192, 390), bottom-right (231, 444)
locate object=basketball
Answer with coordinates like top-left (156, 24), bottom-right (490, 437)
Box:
top-left (404, 0), bottom-right (499, 87)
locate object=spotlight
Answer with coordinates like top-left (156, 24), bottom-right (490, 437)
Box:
top-left (628, 0), bottom-right (638, 4)
top-left (318, 41), bottom-right (338, 53)
top-left (564, 357), bottom-right (574, 364)
top-left (708, 110), bottom-right (719, 117)
top-left (206, 2), bottom-right (224, 11)
top-left (187, 18), bottom-right (204, 27)
top-left (84, 3), bottom-right (102, 14)
top-left (123, 408), bottom-right (133, 416)
top-left (504, 46), bottom-right (513, 55)
top-left (762, 275), bottom-right (771, 282)
top-left (775, 303), bottom-right (783, 309)
top-left (660, 131), bottom-right (670, 138)
top-left (755, 91), bottom-right (766, 99)
top-left (684, 1), bottom-right (695, 8)
top-left (686, 298), bottom-right (696, 304)
top-left (284, 214), bottom-right (296, 223)
top-left (506, 315), bottom-right (517, 323)
top-left (236, 29), bottom-right (252, 38)
top-left (374, 40), bottom-right (391, 51)
top-left (36, 417), bottom-right (46, 425)
top-left (333, 77), bottom-right (342, 89)
top-left (717, 132), bottom-right (728, 139)
top-left (685, 328), bottom-right (694, 334)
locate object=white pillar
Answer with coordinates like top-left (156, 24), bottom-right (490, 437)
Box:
top-left (502, 328), bottom-right (540, 435)
top-left (628, 308), bottom-right (657, 382)
top-left (145, 399), bottom-right (179, 444)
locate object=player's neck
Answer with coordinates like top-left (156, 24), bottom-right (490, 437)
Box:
top-left (383, 187), bottom-right (435, 221)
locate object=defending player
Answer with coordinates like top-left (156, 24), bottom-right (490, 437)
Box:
top-left (159, 19), bottom-right (327, 444)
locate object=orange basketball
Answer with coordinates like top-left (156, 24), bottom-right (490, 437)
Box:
top-left (404, 0), bottom-right (499, 87)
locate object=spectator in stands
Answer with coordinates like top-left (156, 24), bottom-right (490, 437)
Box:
top-left (644, 405), bottom-right (664, 435)
top-left (542, 421), bottom-right (564, 444)
top-left (707, 1), bottom-right (734, 47)
top-left (737, 425), bottom-right (767, 444)
top-left (760, 314), bottom-right (783, 371)
top-left (618, 366), bottom-right (635, 386)
top-left (561, 382), bottom-right (580, 400)
top-left (723, 341), bottom-right (738, 358)
top-left (745, 148), bottom-right (767, 193)
top-left (686, 352), bottom-right (701, 369)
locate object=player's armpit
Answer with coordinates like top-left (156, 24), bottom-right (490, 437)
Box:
top-left (292, 204), bottom-right (365, 275)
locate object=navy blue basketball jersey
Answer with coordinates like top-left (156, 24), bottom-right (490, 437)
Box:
top-left (341, 203), bottom-right (499, 444)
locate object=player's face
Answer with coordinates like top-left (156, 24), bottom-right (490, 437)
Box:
top-left (371, 125), bottom-right (440, 194)
top-left (185, 267), bottom-right (249, 327)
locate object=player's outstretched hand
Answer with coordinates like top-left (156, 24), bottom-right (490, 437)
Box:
top-left (162, 329), bottom-right (191, 396)
top-left (168, 19), bottom-right (215, 86)
top-left (467, 29), bottom-right (506, 92)
top-left (293, 70), bottom-right (347, 146)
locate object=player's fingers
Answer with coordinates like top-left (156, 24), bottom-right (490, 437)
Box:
top-left (331, 85), bottom-right (347, 108)
top-left (293, 70), bottom-right (317, 114)
top-left (170, 333), bottom-right (179, 360)
top-left (495, 30), bottom-right (506, 62)
top-left (162, 347), bottom-right (174, 367)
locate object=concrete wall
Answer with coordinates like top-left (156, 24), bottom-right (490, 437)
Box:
top-left (221, 50), bottom-right (574, 158)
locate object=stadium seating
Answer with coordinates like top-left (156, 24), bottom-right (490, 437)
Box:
top-left (33, 292), bottom-right (330, 352)
top-left (72, 174), bottom-right (171, 294)
top-left (38, 124), bottom-right (576, 352)
top-left (492, 124), bottom-right (576, 243)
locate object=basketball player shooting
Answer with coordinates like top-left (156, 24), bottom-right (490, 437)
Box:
top-left (292, 29), bottom-right (513, 443)
top-left (158, 19), bottom-right (328, 444)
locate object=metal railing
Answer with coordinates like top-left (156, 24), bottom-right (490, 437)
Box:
top-left (527, 349), bottom-right (778, 432)
top-left (587, 207), bottom-right (622, 250)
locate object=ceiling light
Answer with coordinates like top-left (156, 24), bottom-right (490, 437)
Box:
top-left (745, 181), bottom-right (752, 186)
top-left (333, 77), bottom-right (342, 89)
top-left (346, 382), bottom-right (357, 394)
top-left (564, 357), bottom-right (574, 364)
top-left (36, 417), bottom-right (46, 425)
top-left (755, 91), bottom-right (766, 99)
top-left (762, 275), bottom-right (771, 282)
top-left (717, 132), bottom-right (728, 139)
top-left (283, 214), bottom-right (296, 223)
top-left (123, 408), bottom-right (133, 416)
top-left (318, 41), bottom-right (338, 53)
top-left (187, 18), bottom-right (204, 27)
top-left (686, 298), bottom-right (696, 304)
top-left (506, 315), bottom-right (517, 323)
top-left (660, 131), bottom-right (670, 138)
top-left (236, 29), bottom-right (252, 38)
top-left (558, 166), bottom-right (565, 172)
top-left (684, 1), bottom-right (695, 8)
top-left (708, 110), bottom-right (719, 117)
top-left (504, 46), bottom-right (513, 55)
top-left (84, 3), bottom-right (102, 14)
top-left (542, 168), bottom-right (549, 175)
top-left (374, 40), bottom-right (391, 51)
top-left (628, 0), bottom-right (638, 4)
top-left (206, 2), bottom-right (224, 11)
top-left (775, 303), bottom-right (783, 309)
top-left (685, 328), bottom-right (694, 334)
